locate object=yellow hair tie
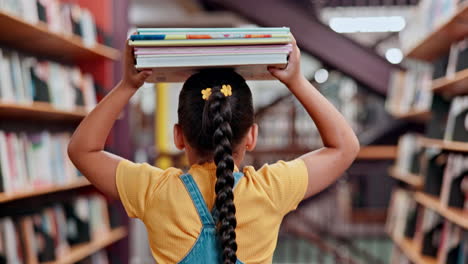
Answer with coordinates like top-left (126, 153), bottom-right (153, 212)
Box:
top-left (201, 88), bottom-right (212, 100)
top-left (201, 85), bottom-right (232, 100)
top-left (221, 84), bottom-right (232, 97)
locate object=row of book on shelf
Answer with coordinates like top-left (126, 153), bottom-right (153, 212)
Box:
top-left (0, 0), bottom-right (100, 47)
top-left (399, 0), bottom-right (468, 54)
top-left (0, 130), bottom-right (81, 194)
top-left (0, 194), bottom-right (112, 263)
top-left (387, 189), bottom-right (467, 264)
top-left (395, 134), bottom-right (468, 209)
top-left (0, 48), bottom-right (97, 111)
top-left (387, 36), bottom-right (468, 115)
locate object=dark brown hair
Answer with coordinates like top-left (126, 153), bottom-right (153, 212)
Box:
top-left (178, 69), bottom-right (254, 264)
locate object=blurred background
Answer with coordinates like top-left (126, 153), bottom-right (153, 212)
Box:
top-left (0, 0), bottom-right (467, 263)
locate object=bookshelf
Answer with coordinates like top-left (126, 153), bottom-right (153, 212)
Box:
top-left (388, 167), bottom-right (424, 189)
top-left (0, 102), bottom-right (87, 122)
top-left (405, 2), bottom-right (468, 61)
top-left (356, 145), bottom-right (397, 160)
top-left (390, 236), bottom-right (437, 264)
top-left (420, 137), bottom-right (468, 152)
top-left (391, 110), bottom-right (431, 122)
top-left (42, 227), bottom-right (128, 264)
top-left (0, 11), bottom-right (119, 62)
top-left (414, 192), bottom-right (468, 229)
top-left (0, 178), bottom-right (91, 203)
top-left (431, 68), bottom-right (468, 96)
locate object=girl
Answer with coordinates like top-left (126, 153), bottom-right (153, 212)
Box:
top-left (68, 35), bottom-right (360, 264)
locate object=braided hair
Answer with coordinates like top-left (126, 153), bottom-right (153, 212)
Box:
top-left (178, 69), bottom-right (254, 264)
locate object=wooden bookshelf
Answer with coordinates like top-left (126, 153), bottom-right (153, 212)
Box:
top-left (391, 236), bottom-right (437, 264)
top-left (0, 102), bottom-right (87, 122)
top-left (414, 192), bottom-right (468, 229)
top-left (420, 137), bottom-right (468, 153)
top-left (357, 145), bottom-right (397, 160)
top-left (405, 2), bottom-right (468, 61)
top-left (0, 11), bottom-right (119, 62)
top-left (43, 227), bottom-right (127, 264)
top-left (432, 68), bottom-right (468, 96)
top-left (0, 178), bottom-right (91, 203)
top-left (391, 110), bottom-right (431, 122)
top-left (388, 167), bottom-right (424, 189)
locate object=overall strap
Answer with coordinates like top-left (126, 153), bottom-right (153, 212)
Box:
top-left (180, 174), bottom-right (215, 226)
top-left (211, 172), bottom-right (244, 223)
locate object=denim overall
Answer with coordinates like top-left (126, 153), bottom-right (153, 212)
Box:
top-left (178, 172), bottom-right (245, 264)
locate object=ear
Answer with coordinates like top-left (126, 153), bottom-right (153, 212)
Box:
top-left (245, 123), bottom-right (258, 151)
top-left (173, 124), bottom-right (185, 150)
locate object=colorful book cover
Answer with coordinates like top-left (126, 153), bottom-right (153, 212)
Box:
top-left (130, 33), bottom-right (290, 41)
top-left (137, 27), bottom-right (290, 34)
top-left (129, 37), bottom-right (291, 47)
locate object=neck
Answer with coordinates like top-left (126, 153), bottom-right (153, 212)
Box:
top-left (186, 150), bottom-right (245, 168)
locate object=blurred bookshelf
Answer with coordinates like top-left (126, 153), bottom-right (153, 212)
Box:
top-left (414, 192), bottom-right (468, 229)
top-left (388, 167), bottom-right (424, 189)
top-left (420, 137), bottom-right (468, 152)
top-left (405, 2), bottom-right (468, 61)
top-left (390, 236), bottom-right (437, 264)
top-left (386, 1), bottom-right (468, 263)
top-left (42, 227), bottom-right (128, 264)
top-left (432, 68), bottom-right (468, 96)
top-left (390, 110), bottom-right (432, 122)
top-left (0, 1), bottom-right (124, 263)
top-left (0, 178), bottom-right (90, 203)
top-left (0, 102), bottom-right (87, 122)
top-left (0, 11), bottom-right (119, 62)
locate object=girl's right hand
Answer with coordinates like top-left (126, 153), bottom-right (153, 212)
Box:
top-left (268, 34), bottom-right (304, 88)
top-left (122, 39), bottom-right (152, 90)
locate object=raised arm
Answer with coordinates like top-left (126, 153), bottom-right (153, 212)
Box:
top-left (68, 42), bottom-right (152, 199)
top-left (269, 36), bottom-right (360, 199)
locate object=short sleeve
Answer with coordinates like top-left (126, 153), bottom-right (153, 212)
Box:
top-left (116, 159), bottom-right (166, 219)
top-left (256, 159), bottom-right (309, 214)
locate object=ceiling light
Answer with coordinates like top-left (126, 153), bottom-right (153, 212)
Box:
top-left (329, 16), bottom-right (406, 33)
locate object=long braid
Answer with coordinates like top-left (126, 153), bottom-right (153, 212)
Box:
top-left (206, 88), bottom-right (237, 264)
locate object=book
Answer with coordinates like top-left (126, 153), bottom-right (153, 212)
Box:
top-left (421, 209), bottom-right (444, 257)
top-left (444, 95), bottom-right (468, 142)
top-left (426, 95), bottom-right (452, 140)
top-left (439, 154), bottom-right (468, 208)
top-left (131, 33), bottom-right (290, 41)
top-left (437, 221), bottom-right (465, 264)
top-left (137, 27), bottom-right (290, 34)
top-left (395, 134), bottom-right (424, 175)
top-left (129, 37), bottom-right (292, 47)
top-left (422, 148), bottom-right (448, 196)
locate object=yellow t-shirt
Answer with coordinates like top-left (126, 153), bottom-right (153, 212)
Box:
top-left (116, 159), bottom-right (308, 264)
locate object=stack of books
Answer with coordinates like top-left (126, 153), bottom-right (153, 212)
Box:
top-left (129, 27), bottom-right (292, 82)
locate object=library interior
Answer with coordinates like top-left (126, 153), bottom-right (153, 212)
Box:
top-left (0, 0), bottom-right (467, 263)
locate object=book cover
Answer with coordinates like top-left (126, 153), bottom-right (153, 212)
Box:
top-left (129, 37), bottom-right (292, 47)
top-left (131, 33), bottom-right (290, 41)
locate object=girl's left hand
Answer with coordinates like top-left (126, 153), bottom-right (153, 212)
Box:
top-left (122, 39), bottom-right (152, 89)
top-left (268, 34), bottom-right (303, 87)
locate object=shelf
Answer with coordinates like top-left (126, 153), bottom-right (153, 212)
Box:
top-left (357, 145), bottom-right (397, 160)
top-left (414, 192), bottom-right (468, 229)
top-left (420, 137), bottom-right (468, 153)
top-left (432, 68), bottom-right (468, 96)
top-left (406, 3), bottom-right (468, 61)
top-left (391, 110), bottom-right (431, 122)
top-left (388, 167), bottom-right (424, 189)
top-left (0, 102), bottom-right (88, 122)
top-left (43, 227), bottom-right (127, 264)
top-left (0, 178), bottom-right (91, 203)
top-left (0, 11), bottom-right (119, 62)
top-left (391, 236), bottom-right (437, 264)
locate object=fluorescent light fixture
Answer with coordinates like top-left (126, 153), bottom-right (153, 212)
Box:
top-left (314, 69), bottom-right (329, 84)
top-left (385, 48), bottom-right (403, 64)
top-left (329, 16), bottom-right (406, 33)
